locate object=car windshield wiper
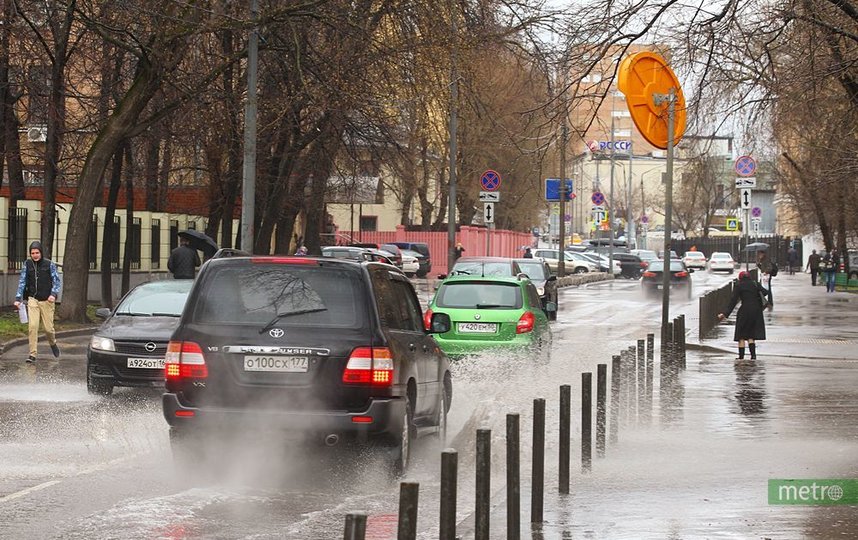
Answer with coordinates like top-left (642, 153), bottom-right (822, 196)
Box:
top-left (475, 304), bottom-right (506, 309)
top-left (114, 311), bottom-right (150, 316)
top-left (259, 308), bottom-right (328, 334)
top-left (151, 312), bottom-right (181, 317)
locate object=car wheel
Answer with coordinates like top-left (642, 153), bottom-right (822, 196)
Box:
top-left (406, 272), bottom-right (416, 278)
top-left (849, 271), bottom-right (857, 280)
top-left (388, 391), bottom-right (415, 477)
top-left (86, 362), bottom-right (113, 396)
top-left (574, 267), bottom-right (587, 274)
top-left (416, 270), bottom-right (428, 278)
top-left (434, 374), bottom-right (451, 445)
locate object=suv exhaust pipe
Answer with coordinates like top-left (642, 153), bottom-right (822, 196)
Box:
top-left (324, 434), bottom-right (340, 447)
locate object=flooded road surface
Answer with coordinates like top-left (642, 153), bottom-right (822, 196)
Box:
top-left (2, 271), bottom-right (856, 538)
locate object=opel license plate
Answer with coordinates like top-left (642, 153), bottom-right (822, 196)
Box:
top-left (457, 322), bottom-right (497, 333)
top-left (244, 356), bottom-right (309, 372)
top-left (127, 357), bottom-right (165, 369)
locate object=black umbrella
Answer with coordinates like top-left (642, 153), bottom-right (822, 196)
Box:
top-left (744, 242), bottom-right (770, 252)
top-left (178, 230), bottom-right (219, 259)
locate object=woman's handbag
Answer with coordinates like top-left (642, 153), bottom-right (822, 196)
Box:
top-left (758, 285), bottom-right (770, 309)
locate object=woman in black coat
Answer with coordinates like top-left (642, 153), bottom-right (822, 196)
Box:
top-left (717, 271), bottom-right (773, 360)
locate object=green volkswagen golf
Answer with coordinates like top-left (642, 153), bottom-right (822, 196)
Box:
top-left (425, 275), bottom-right (554, 359)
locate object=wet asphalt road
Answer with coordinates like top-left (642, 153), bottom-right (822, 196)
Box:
top-left (1, 271), bottom-right (857, 539)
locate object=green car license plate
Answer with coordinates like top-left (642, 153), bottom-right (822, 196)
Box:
top-left (457, 322), bottom-right (498, 333)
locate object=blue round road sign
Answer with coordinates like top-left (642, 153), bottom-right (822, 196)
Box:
top-left (480, 170), bottom-right (501, 191)
top-left (591, 191), bottom-right (605, 205)
top-left (735, 155), bottom-right (756, 177)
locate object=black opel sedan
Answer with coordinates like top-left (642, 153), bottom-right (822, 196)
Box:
top-left (87, 280), bottom-right (193, 395)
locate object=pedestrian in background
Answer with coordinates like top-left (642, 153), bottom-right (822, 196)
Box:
top-left (718, 270), bottom-right (772, 360)
top-left (454, 242), bottom-right (465, 260)
top-left (13, 241), bottom-right (61, 364)
top-left (806, 249), bottom-right (821, 286)
top-left (523, 247), bottom-right (533, 258)
top-left (823, 249), bottom-right (839, 293)
top-left (787, 246), bottom-right (798, 275)
top-left (167, 236), bottom-right (200, 279)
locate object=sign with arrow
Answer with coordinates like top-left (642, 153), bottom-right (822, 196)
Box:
top-left (740, 188), bottom-right (752, 210)
top-left (483, 202), bottom-right (495, 224)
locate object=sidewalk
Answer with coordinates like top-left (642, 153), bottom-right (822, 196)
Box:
top-left (462, 271), bottom-right (858, 539)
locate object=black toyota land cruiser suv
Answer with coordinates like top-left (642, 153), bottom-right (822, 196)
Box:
top-left (163, 255), bottom-right (452, 475)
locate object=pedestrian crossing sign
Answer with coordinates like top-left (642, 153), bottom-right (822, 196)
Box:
top-left (726, 218), bottom-right (739, 231)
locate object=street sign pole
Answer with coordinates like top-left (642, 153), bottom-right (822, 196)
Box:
top-left (744, 208), bottom-right (750, 271)
top-left (447, 3), bottom-right (458, 273)
top-left (608, 114), bottom-right (615, 272)
top-left (558, 66), bottom-right (568, 277)
top-left (657, 89), bottom-right (676, 334)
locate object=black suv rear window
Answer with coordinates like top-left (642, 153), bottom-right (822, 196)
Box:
top-left (191, 264), bottom-right (366, 328)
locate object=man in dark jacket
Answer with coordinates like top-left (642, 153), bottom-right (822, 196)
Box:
top-left (13, 241), bottom-right (61, 363)
top-left (806, 249), bottom-right (822, 286)
top-left (168, 237), bottom-right (200, 279)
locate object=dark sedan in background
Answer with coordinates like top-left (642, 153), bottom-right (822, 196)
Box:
top-left (515, 258), bottom-right (558, 320)
top-left (640, 260), bottom-right (693, 299)
top-left (87, 280), bottom-right (193, 395)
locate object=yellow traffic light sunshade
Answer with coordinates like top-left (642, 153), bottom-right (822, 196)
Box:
top-left (617, 52), bottom-right (686, 150)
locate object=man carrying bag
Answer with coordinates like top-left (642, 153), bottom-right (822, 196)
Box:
top-left (13, 241), bottom-right (62, 363)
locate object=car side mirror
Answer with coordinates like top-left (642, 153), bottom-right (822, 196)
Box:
top-left (547, 275), bottom-right (557, 282)
top-left (429, 312), bottom-right (451, 333)
top-left (96, 307), bottom-right (112, 319)
top-left (545, 301), bottom-right (557, 312)
top-left (437, 273), bottom-right (447, 280)
top-left (688, 268), bottom-right (695, 273)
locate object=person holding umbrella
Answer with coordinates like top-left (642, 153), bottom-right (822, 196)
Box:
top-left (168, 235), bottom-right (201, 279)
top-left (718, 270), bottom-right (772, 360)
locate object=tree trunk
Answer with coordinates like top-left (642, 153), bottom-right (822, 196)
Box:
top-left (158, 135), bottom-right (172, 211)
top-left (39, 0), bottom-right (75, 260)
top-left (0, 0), bottom-right (24, 203)
top-left (143, 131), bottom-right (160, 210)
top-left (59, 56), bottom-right (164, 322)
top-left (121, 144), bottom-right (134, 296)
top-left (100, 147), bottom-right (124, 308)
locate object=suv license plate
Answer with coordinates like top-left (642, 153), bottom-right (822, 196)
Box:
top-left (458, 322), bottom-right (498, 333)
top-left (244, 356), bottom-right (309, 372)
top-left (127, 357), bottom-right (165, 369)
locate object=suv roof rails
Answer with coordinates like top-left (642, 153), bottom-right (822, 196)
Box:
top-left (211, 248), bottom-right (250, 259)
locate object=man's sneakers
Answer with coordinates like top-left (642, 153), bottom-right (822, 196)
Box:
top-left (26, 355), bottom-right (36, 364)
top-left (50, 343), bottom-right (60, 358)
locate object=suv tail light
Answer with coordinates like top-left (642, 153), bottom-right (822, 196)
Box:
top-left (642, 271), bottom-right (656, 278)
top-left (342, 347), bottom-right (394, 386)
top-left (675, 271), bottom-right (689, 278)
top-left (165, 341), bottom-right (208, 380)
top-left (516, 311), bottom-right (535, 334)
top-left (640, 261), bottom-right (648, 268)
top-left (423, 308), bottom-right (433, 331)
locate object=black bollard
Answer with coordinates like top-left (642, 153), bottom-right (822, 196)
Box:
top-left (439, 449), bottom-right (458, 540)
top-left (609, 355), bottom-right (621, 445)
top-left (559, 385), bottom-right (571, 494)
top-left (646, 333), bottom-right (655, 423)
top-left (507, 414), bottom-right (520, 540)
top-left (677, 314), bottom-right (687, 369)
top-left (343, 512), bottom-right (367, 540)
top-left (629, 345), bottom-right (638, 424)
top-left (397, 481), bottom-right (419, 540)
top-left (476, 429), bottom-right (491, 540)
top-left (596, 364), bottom-right (607, 457)
top-left (581, 372), bottom-right (593, 472)
top-left (637, 339), bottom-right (645, 423)
top-left (531, 398), bottom-right (545, 523)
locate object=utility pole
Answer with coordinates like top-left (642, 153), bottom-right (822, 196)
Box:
top-left (608, 111), bottom-right (615, 273)
top-left (627, 146), bottom-right (634, 247)
top-left (447, 1), bottom-right (458, 272)
top-left (558, 62), bottom-right (568, 277)
top-left (658, 88), bottom-right (677, 332)
top-left (240, 0), bottom-right (259, 253)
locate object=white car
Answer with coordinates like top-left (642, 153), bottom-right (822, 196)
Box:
top-left (401, 253), bottom-right (420, 277)
top-left (682, 251), bottom-right (707, 270)
top-left (708, 252), bottom-right (735, 273)
top-left (533, 249), bottom-right (597, 274)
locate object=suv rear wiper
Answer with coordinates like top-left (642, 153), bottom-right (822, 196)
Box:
top-left (259, 308), bottom-right (328, 334)
top-left (475, 304), bottom-right (505, 309)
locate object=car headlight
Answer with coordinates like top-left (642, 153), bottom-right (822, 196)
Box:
top-left (537, 287), bottom-right (545, 296)
top-left (90, 336), bottom-right (115, 352)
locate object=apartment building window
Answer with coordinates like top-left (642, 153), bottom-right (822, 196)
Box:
top-left (611, 110), bottom-right (630, 117)
top-left (613, 129), bottom-right (631, 137)
top-left (359, 216), bottom-right (378, 232)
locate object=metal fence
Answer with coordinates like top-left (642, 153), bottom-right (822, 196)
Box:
top-left (89, 215), bottom-right (98, 269)
top-left (129, 217), bottom-right (141, 269)
top-left (151, 219), bottom-right (161, 269)
top-left (109, 216), bottom-right (121, 270)
top-left (7, 207), bottom-right (29, 271)
top-left (170, 220), bottom-right (179, 252)
top-left (671, 235), bottom-right (801, 270)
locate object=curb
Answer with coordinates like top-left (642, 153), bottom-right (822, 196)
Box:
top-left (557, 273), bottom-right (614, 288)
top-left (0, 326), bottom-right (99, 357)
